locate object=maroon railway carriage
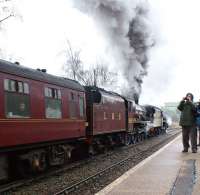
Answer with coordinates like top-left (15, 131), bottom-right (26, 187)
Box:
top-left (0, 59), bottom-right (86, 180)
top-left (84, 86), bottom-right (127, 153)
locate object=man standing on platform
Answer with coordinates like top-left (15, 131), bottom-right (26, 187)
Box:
top-left (177, 93), bottom-right (197, 153)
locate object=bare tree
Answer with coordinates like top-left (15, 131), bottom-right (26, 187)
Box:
top-left (0, 14), bottom-right (13, 23)
top-left (95, 61), bottom-right (117, 87)
top-left (0, 0), bottom-right (15, 25)
top-left (64, 40), bottom-right (117, 87)
top-left (63, 40), bottom-right (83, 81)
top-left (0, 0), bottom-right (22, 59)
top-left (64, 42), bottom-right (117, 87)
top-left (82, 62), bottom-right (117, 87)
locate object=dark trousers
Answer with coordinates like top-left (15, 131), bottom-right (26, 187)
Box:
top-left (182, 126), bottom-right (197, 150)
top-left (198, 127), bottom-right (200, 144)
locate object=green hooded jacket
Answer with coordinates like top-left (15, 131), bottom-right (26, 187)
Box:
top-left (177, 100), bottom-right (196, 126)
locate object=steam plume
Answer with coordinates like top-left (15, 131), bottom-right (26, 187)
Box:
top-left (73, 0), bottom-right (154, 101)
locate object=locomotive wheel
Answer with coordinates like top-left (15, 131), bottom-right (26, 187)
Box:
top-left (138, 134), bottom-right (142, 142)
top-left (140, 133), bottom-right (145, 141)
top-left (124, 134), bottom-right (131, 146)
top-left (131, 134), bottom-right (136, 144)
top-left (132, 134), bottom-right (138, 144)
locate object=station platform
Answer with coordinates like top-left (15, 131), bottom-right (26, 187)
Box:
top-left (96, 135), bottom-right (200, 195)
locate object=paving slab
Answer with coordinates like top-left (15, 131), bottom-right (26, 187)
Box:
top-left (96, 135), bottom-right (200, 195)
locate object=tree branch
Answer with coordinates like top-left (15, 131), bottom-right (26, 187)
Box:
top-left (0, 14), bottom-right (13, 23)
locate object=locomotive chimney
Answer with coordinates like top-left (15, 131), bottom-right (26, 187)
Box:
top-left (15, 61), bottom-right (20, 65)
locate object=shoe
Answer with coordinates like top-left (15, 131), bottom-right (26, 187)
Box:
top-left (192, 149), bottom-right (197, 153)
top-left (182, 149), bottom-right (188, 153)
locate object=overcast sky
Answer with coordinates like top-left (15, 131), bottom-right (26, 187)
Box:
top-left (1, 0), bottom-right (200, 106)
top-left (141, 0), bottom-right (200, 106)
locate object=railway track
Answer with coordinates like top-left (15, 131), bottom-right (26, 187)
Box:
top-left (0, 128), bottom-right (181, 195)
top-left (0, 156), bottom-right (92, 194)
top-left (54, 129), bottom-right (181, 195)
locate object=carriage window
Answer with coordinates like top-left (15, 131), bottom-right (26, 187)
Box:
top-left (45, 87), bottom-right (62, 118)
top-left (45, 99), bottom-right (61, 118)
top-left (45, 87), bottom-right (61, 99)
top-left (79, 96), bottom-right (84, 117)
top-left (10, 80), bottom-right (16, 92)
top-left (4, 79), bottom-right (29, 94)
top-left (4, 79), bottom-right (15, 92)
top-left (4, 79), bottom-right (9, 91)
top-left (45, 88), bottom-right (50, 97)
top-left (24, 83), bottom-right (29, 94)
top-left (4, 79), bottom-right (30, 118)
top-left (18, 82), bottom-right (23, 93)
top-left (58, 90), bottom-right (61, 99)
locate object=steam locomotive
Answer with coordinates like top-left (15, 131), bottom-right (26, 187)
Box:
top-left (0, 59), bottom-right (168, 181)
